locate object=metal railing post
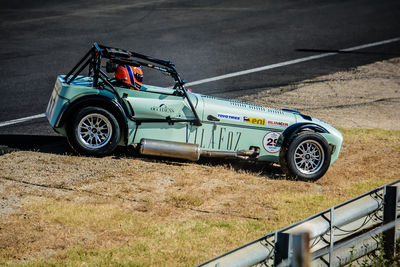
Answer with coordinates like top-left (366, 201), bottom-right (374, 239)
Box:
top-left (383, 185), bottom-right (398, 258)
top-left (274, 232), bottom-right (310, 267)
top-left (329, 207), bottom-right (334, 266)
top-left (291, 232), bottom-right (310, 267)
top-left (274, 233), bottom-right (290, 266)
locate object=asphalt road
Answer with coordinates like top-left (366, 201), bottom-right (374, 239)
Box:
top-left (0, 0), bottom-right (399, 138)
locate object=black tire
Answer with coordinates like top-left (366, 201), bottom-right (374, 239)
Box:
top-left (67, 106), bottom-right (121, 156)
top-left (279, 132), bottom-right (331, 181)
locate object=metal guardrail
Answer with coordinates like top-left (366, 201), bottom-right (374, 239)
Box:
top-left (197, 180), bottom-right (400, 267)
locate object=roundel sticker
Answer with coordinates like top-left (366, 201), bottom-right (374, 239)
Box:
top-left (263, 132), bottom-right (281, 153)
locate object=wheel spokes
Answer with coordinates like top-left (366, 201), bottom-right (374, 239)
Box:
top-left (293, 140), bottom-right (325, 175)
top-left (78, 113), bottom-right (113, 149)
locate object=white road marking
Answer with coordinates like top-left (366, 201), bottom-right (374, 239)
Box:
top-left (0, 113), bottom-right (46, 127)
top-left (0, 37), bottom-right (399, 128)
top-left (185, 37), bottom-right (400, 86)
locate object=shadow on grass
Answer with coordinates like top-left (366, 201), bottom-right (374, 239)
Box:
top-left (0, 134), bottom-right (71, 155)
top-left (129, 154), bottom-right (286, 180)
top-left (0, 134), bottom-right (285, 180)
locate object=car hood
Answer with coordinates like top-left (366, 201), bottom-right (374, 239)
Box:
top-left (196, 94), bottom-right (298, 128)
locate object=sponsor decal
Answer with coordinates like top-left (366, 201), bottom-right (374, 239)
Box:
top-left (217, 113), bottom-right (241, 121)
top-left (187, 126), bottom-right (242, 151)
top-left (263, 132), bottom-right (281, 153)
top-left (150, 104), bottom-right (175, 113)
top-left (267, 120), bottom-right (289, 128)
top-left (244, 116), bottom-right (265, 125)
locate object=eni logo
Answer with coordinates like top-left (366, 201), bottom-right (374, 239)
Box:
top-left (244, 116), bottom-right (265, 125)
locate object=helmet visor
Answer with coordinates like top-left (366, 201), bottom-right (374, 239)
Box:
top-left (134, 72), bottom-right (143, 83)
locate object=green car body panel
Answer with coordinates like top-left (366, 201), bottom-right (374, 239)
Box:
top-left (46, 75), bottom-right (343, 165)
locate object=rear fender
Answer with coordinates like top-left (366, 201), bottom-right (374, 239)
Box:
top-left (58, 95), bottom-right (129, 145)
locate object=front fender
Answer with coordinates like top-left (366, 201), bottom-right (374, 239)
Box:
top-left (278, 122), bottom-right (329, 147)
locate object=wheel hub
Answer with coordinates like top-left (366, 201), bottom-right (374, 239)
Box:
top-left (293, 140), bottom-right (325, 175)
top-left (77, 113), bottom-right (112, 149)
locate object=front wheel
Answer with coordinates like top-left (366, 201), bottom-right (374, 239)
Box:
top-left (67, 106), bottom-right (121, 156)
top-left (280, 132), bottom-right (331, 181)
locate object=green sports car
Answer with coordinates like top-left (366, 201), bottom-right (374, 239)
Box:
top-left (46, 43), bottom-right (343, 181)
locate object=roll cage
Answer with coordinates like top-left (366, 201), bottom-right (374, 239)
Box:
top-left (64, 43), bottom-right (202, 126)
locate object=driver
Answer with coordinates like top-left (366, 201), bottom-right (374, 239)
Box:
top-left (114, 65), bottom-right (143, 90)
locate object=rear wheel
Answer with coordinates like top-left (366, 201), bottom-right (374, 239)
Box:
top-left (280, 132), bottom-right (331, 181)
top-left (67, 106), bottom-right (121, 156)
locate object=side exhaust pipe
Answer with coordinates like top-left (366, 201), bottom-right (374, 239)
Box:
top-left (140, 139), bottom-right (200, 161)
top-left (139, 139), bottom-right (259, 161)
top-left (200, 149), bottom-right (257, 160)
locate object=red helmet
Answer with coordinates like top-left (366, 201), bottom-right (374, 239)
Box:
top-left (115, 65), bottom-right (143, 90)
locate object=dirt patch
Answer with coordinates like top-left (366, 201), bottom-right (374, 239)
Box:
top-left (0, 58), bottom-right (399, 265)
top-left (237, 57), bottom-right (400, 129)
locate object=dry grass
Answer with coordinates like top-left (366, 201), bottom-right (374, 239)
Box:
top-left (0, 128), bottom-right (399, 266)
